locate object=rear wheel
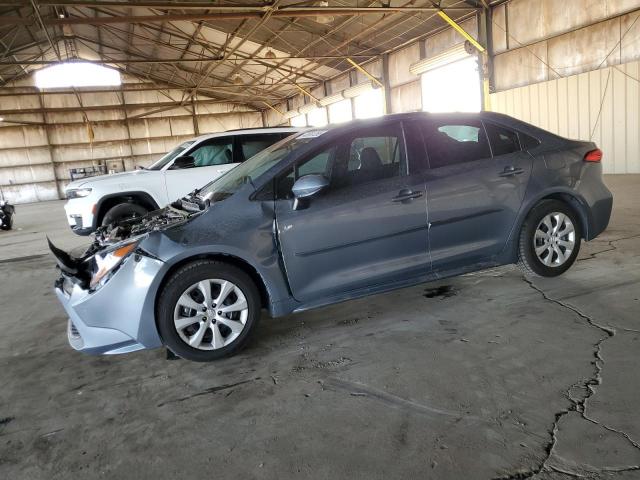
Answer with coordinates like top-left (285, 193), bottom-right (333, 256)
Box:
top-left (101, 202), bottom-right (148, 226)
top-left (156, 260), bottom-right (261, 362)
top-left (518, 200), bottom-right (581, 277)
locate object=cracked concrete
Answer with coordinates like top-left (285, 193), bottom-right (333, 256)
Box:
top-left (0, 175), bottom-right (638, 479)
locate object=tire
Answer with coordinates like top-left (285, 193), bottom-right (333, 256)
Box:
top-left (0, 214), bottom-right (12, 230)
top-left (517, 199), bottom-right (582, 277)
top-left (101, 202), bottom-right (148, 226)
top-left (156, 260), bottom-right (261, 362)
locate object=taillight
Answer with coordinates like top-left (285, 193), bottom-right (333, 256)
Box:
top-left (584, 149), bottom-right (602, 162)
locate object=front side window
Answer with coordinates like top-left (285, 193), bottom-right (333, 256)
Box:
top-left (189, 139), bottom-right (234, 167)
top-left (276, 124), bottom-right (405, 199)
top-left (276, 146), bottom-right (337, 200)
top-left (421, 119), bottom-right (491, 169)
top-left (148, 141), bottom-right (194, 170)
top-left (337, 134), bottom-right (402, 187)
top-left (198, 132), bottom-right (317, 202)
top-left (484, 123), bottom-right (521, 156)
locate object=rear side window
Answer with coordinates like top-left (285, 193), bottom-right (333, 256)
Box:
top-left (484, 123), bottom-right (521, 156)
top-left (421, 119), bottom-right (491, 168)
top-left (237, 134), bottom-right (282, 162)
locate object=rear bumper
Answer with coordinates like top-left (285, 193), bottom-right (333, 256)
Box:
top-left (577, 165), bottom-right (613, 240)
top-left (55, 254), bottom-right (165, 355)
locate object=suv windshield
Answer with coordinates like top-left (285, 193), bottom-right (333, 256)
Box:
top-left (148, 141), bottom-right (195, 170)
top-left (199, 131), bottom-right (322, 202)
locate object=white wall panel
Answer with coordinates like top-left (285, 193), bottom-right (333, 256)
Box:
top-left (490, 60), bottom-right (640, 173)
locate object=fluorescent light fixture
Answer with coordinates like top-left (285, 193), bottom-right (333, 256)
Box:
top-left (410, 42), bottom-right (473, 75)
top-left (343, 81), bottom-right (374, 99)
top-left (319, 92), bottom-right (345, 107)
top-left (298, 102), bottom-right (318, 115)
top-left (34, 62), bottom-right (121, 89)
top-left (0, 117), bottom-right (4, 122)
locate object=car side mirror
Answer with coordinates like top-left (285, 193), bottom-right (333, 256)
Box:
top-left (170, 155), bottom-right (195, 170)
top-left (291, 174), bottom-right (329, 210)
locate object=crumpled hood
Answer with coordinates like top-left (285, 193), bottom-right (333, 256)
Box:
top-left (65, 169), bottom-right (157, 190)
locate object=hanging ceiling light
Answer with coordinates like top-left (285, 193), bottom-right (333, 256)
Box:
top-left (264, 49), bottom-right (276, 59)
top-left (232, 74), bottom-right (244, 85)
top-left (315, 1), bottom-right (334, 24)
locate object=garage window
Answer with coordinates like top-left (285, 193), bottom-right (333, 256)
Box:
top-left (308, 107), bottom-right (328, 127)
top-left (421, 56), bottom-right (481, 113)
top-left (354, 88), bottom-right (384, 119)
top-left (328, 99), bottom-right (352, 124)
top-left (291, 114), bottom-right (307, 127)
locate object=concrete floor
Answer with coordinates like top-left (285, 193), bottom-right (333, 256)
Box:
top-left (1, 175), bottom-right (638, 480)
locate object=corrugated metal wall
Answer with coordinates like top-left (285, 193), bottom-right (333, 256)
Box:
top-left (0, 73), bottom-right (263, 204)
top-left (490, 60), bottom-right (640, 174)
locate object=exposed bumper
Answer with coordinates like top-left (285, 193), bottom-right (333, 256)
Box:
top-left (577, 164), bottom-right (614, 240)
top-left (55, 253), bottom-right (165, 355)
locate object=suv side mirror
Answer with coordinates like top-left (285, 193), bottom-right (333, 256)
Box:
top-left (170, 155), bottom-right (196, 170)
top-left (291, 174), bottom-right (329, 210)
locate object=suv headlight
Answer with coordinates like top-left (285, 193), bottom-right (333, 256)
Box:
top-left (67, 188), bottom-right (92, 199)
top-left (90, 240), bottom-right (138, 289)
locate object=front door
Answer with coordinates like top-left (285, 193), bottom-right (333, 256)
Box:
top-left (419, 117), bottom-right (533, 271)
top-left (275, 123), bottom-right (430, 303)
top-left (163, 137), bottom-right (236, 201)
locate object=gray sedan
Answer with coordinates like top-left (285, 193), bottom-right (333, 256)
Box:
top-left (50, 112), bottom-right (613, 362)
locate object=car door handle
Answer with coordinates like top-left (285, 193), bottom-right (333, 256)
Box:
top-left (498, 166), bottom-right (524, 177)
top-left (392, 189), bottom-right (423, 203)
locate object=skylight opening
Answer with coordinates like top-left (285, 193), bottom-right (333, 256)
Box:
top-left (34, 62), bottom-right (121, 89)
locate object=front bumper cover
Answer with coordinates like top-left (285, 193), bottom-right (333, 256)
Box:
top-left (55, 253), bottom-right (164, 355)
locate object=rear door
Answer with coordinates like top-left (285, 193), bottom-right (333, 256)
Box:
top-left (420, 117), bottom-right (532, 271)
top-left (274, 123), bottom-right (429, 303)
top-left (164, 137), bottom-right (235, 200)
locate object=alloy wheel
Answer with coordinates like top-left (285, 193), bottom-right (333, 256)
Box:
top-left (173, 279), bottom-right (249, 350)
top-left (534, 212), bottom-right (576, 267)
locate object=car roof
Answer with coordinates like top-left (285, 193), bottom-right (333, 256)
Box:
top-left (192, 126), bottom-right (301, 143)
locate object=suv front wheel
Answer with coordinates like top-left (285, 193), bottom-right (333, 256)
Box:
top-left (518, 199), bottom-right (582, 277)
top-left (101, 203), bottom-right (149, 226)
top-left (156, 260), bottom-right (261, 362)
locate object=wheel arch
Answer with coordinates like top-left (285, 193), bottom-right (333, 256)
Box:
top-left (152, 253), bottom-right (271, 331)
top-left (505, 189), bottom-right (592, 261)
top-left (95, 191), bottom-right (160, 227)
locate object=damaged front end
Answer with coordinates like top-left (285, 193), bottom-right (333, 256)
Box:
top-left (48, 205), bottom-right (199, 354)
top-left (50, 205), bottom-right (193, 291)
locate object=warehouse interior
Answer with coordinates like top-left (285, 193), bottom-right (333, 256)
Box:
top-left (1, 1), bottom-right (639, 479)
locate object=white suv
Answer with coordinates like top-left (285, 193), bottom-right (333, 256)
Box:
top-left (64, 127), bottom-right (299, 235)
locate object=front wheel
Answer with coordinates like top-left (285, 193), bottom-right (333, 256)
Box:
top-left (156, 260), bottom-right (261, 362)
top-left (518, 200), bottom-right (582, 277)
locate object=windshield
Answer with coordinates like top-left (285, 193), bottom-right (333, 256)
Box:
top-left (147, 141), bottom-right (195, 170)
top-left (199, 131), bottom-right (322, 202)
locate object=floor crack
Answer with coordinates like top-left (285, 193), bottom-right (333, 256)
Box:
top-left (493, 276), bottom-right (640, 479)
top-left (577, 233), bottom-right (640, 262)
